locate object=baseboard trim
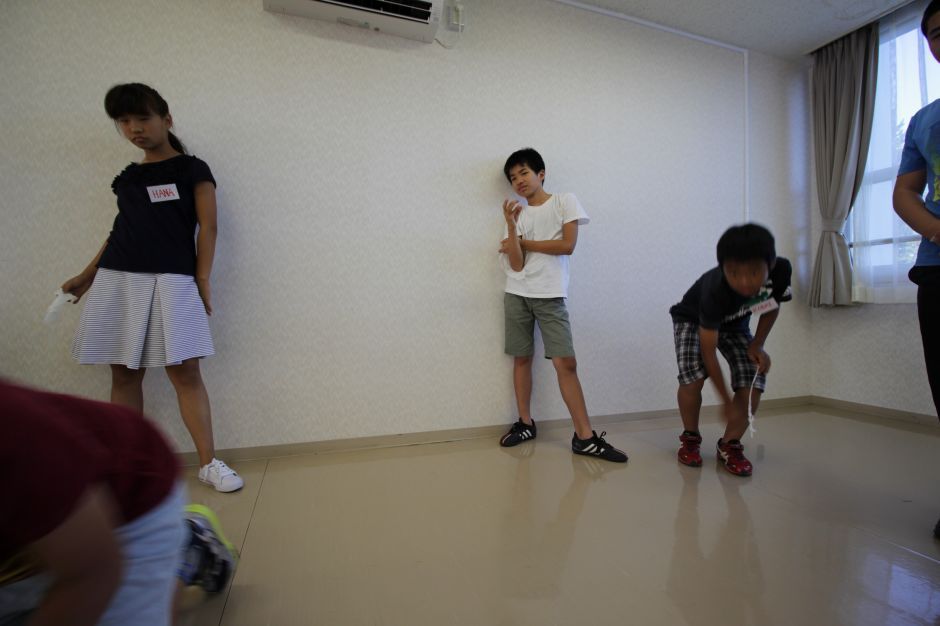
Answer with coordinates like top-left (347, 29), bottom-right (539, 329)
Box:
top-left (808, 395), bottom-right (938, 428)
top-left (178, 394), bottom-right (934, 466)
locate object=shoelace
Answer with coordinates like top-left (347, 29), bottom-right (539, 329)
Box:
top-left (592, 431), bottom-right (611, 449)
top-left (213, 460), bottom-right (238, 477)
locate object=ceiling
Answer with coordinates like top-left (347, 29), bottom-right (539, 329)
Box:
top-left (562, 0), bottom-right (916, 58)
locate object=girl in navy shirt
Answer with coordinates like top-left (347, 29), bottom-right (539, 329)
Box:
top-left (61, 83), bottom-right (242, 492)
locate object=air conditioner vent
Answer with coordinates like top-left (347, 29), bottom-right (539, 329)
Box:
top-left (264, 0), bottom-right (443, 43)
top-left (322, 0), bottom-right (433, 24)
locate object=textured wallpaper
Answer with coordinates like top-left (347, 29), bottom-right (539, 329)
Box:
top-left (0, 0), bottom-right (821, 452)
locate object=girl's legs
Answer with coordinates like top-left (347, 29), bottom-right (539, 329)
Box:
top-left (111, 365), bottom-right (146, 412)
top-left (165, 358), bottom-right (215, 467)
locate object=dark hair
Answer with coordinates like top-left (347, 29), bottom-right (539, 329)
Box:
top-left (923, 0), bottom-right (940, 36)
top-left (104, 83), bottom-right (186, 154)
top-left (503, 148), bottom-right (546, 182)
top-left (717, 223), bottom-right (776, 267)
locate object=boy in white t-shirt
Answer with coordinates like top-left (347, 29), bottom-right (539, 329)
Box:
top-left (498, 148), bottom-right (628, 463)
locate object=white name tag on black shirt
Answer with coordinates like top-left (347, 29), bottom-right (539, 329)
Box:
top-left (147, 184), bottom-right (180, 203)
top-left (749, 298), bottom-right (779, 316)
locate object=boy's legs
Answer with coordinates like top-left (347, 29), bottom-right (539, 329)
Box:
top-left (527, 297), bottom-right (591, 438)
top-left (673, 322), bottom-right (763, 471)
top-left (717, 331), bottom-right (766, 442)
top-left (550, 356), bottom-right (592, 440)
top-left (674, 320), bottom-right (708, 456)
top-left (536, 299), bottom-right (627, 461)
top-left (711, 331), bottom-right (764, 476)
top-left (513, 356), bottom-right (534, 424)
top-left (676, 380), bottom-right (708, 467)
top-left (502, 294), bottom-right (538, 446)
top-left (504, 293), bottom-right (536, 424)
top-left (916, 280), bottom-right (940, 417)
top-left (726, 386), bottom-right (761, 442)
top-left (677, 378), bottom-right (706, 434)
top-left (915, 277), bottom-right (940, 538)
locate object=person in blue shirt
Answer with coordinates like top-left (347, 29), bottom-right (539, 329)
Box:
top-left (893, 0), bottom-right (940, 539)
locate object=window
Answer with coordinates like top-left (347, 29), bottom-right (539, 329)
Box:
top-left (849, 0), bottom-right (938, 303)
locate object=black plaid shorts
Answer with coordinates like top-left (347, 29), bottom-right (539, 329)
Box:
top-left (672, 321), bottom-right (766, 391)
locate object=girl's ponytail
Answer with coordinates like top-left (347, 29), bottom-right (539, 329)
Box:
top-left (167, 131), bottom-right (187, 155)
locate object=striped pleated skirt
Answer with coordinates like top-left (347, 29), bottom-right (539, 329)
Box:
top-left (72, 268), bottom-right (214, 369)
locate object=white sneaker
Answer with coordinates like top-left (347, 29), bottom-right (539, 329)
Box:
top-left (199, 458), bottom-right (244, 493)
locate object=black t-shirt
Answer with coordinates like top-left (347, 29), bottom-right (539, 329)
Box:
top-left (97, 154), bottom-right (216, 276)
top-left (669, 257), bottom-right (793, 331)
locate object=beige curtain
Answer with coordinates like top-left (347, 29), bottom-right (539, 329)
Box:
top-left (809, 25), bottom-right (879, 307)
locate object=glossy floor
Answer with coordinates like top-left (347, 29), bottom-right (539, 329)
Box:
top-left (178, 408), bottom-right (940, 626)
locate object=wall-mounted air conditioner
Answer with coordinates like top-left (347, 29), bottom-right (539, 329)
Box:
top-left (263, 0), bottom-right (443, 43)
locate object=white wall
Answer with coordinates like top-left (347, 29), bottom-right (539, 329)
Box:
top-left (0, 0), bottom-right (814, 452)
top-left (746, 51), bottom-right (814, 401)
top-left (810, 304), bottom-right (931, 415)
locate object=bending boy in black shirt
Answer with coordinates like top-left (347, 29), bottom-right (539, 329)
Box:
top-left (668, 224), bottom-right (792, 476)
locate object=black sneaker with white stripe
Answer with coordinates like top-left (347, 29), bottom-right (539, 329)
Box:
top-left (500, 418), bottom-right (536, 447)
top-left (571, 431), bottom-right (628, 463)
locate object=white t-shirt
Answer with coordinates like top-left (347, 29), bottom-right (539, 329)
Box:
top-left (500, 192), bottom-right (590, 298)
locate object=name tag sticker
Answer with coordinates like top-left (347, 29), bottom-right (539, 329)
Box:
top-left (750, 298), bottom-right (779, 316)
top-left (147, 184), bottom-right (180, 203)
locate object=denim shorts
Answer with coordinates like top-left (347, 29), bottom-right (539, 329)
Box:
top-left (0, 481), bottom-right (186, 626)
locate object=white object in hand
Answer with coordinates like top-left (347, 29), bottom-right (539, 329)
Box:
top-left (44, 288), bottom-right (76, 324)
top-left (747, 369), bottom-right (759, 438)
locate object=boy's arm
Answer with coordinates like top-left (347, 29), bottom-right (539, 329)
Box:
top-left (894, 170), bottom-right (940, 241)
top-left (521, 221), bottom-right (578, 255)
top-left (747, 309), bottom-right (778, 373)
top-left (699, 327), bottom-right (732, 405)
top-left (26, 486), bottom-right (123, 626)
top-left (499, 199), bottom-right (525, 272)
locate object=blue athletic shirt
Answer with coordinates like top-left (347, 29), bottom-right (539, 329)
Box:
top-left (898, 99), bottom-right (940, 267)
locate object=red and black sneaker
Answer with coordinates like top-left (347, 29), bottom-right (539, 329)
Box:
top-left (716, 438), bottom-right (753, 477)
top-left (677, 431), bottom-right (703, 467)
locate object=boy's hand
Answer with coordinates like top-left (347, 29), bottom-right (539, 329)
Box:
top-left (499, 236), bottom-right (525, 254)
top-left (747, 342), bottom-right (771, 373)
top-left (503, 199), bottom-right (522, 224)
